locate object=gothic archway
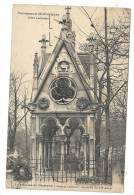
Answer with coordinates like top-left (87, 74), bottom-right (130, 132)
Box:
top-left (63, 117), bottom-right (85, 170)
top-left (63, 118), bottom-right (85, 155)
top-left (40, 117), bottom-right (61, 169)
top-left (41, 117), bottom-right (60, 138)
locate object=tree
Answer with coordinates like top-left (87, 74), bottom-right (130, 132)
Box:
top-left (7, 72), bottom-right (29, 153)
top-left (112, 83), bottom-right (127, 120)
top-left (79, 7), bottom-right (130, 181)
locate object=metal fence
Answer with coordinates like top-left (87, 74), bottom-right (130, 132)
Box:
top-left (17, 156), bottom-right (111, 185)
top-left (8, 149), bottom-right (125, 189)
top-left (30, 157), bottom-right (93, 182)
top-left (6, 157), bottom-right (113, 189)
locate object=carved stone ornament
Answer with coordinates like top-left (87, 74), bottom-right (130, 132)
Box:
top-left (66, 31), bottom-right (74, 39)
top-left (38, 97), bottom-right (50, 109)
top-left (24, 102), bottom-right (37, 112)
top-left (50, 77), bottom-right (77, 104)
top-left (76, 97), bottom-right (89, 110)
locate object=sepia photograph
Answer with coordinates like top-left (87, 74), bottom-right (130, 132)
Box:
top-left (6, 4), bottom-right (130, 192)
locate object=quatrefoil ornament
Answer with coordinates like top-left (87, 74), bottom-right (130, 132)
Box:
top-left (38, 97), bottom-right (50, 109)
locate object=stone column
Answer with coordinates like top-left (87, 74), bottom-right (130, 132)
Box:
top-left (31, 136), bottom-right (35, 160)
top-left (43, 142), bottom-right (46, 169)
top-left (60, 142), bottom-right (64, 172)
top-left (37, 139), bottom-right (42, 171)
top-left (75, 143), bottom-right (79, 158)
top-left (82, 134), bottom-right (89, 176)
top-left (47, 143), bottom-right (50, 168)
top-left (30, 115), bottom-right (36, 167)
top-left (36, 116), bottom-right (41, 170)
top-left (87, 114), bottom-right (90, 134)
top-left (42, 142), bottom-right (44, 168)
top-left (36, 115), bottom-right (40, 134)
top-left (60, 135), bottom-right (66, 172)
top-left (51, 141), bottom-right (54, 157)
top-left (89, 113), bottom-right (95, 177)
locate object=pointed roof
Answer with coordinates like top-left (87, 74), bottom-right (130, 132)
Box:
top-left (32, 38), bottom-right (95, 103)
top-left (32, 7), bottom-right (96, 103)
top-left (38, 53), bottom-right (51, 77)
top-left (38, 34), bottom-right (49, 77)
top-left (78, 53), bottom-right (95, 76)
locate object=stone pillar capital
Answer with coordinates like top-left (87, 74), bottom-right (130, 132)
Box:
top-left (53, 135), bottom-right (66, 142)
top-left (82, 134), bottom-right (89, 143)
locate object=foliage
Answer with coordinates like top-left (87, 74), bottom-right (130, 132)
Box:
top-left (79, 7), bottom-right (130, 181)
top-left (7, 72), bottom-right (30, 153)
top-left (13, 158), bottom-right (32, 181)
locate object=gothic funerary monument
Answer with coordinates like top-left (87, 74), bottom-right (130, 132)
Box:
top-left (30, 7), bottom-right (97, 177)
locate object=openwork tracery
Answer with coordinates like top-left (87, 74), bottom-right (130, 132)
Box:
top-left (40, 117), bottom-right (61, 139)
top-left (50, 77), bottom-right (77, 104)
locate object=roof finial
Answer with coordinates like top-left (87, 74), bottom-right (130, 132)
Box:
top-left (33, 52), bottom-right (39, 66)
top-left (65, 6), bottom-right (71, 19)
top-left (39, 34), bottom-right (49, 49)
top-left (60, 6), bottom-right (72, 31)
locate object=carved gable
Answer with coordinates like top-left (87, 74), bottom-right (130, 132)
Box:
top-left (33, 44), bottom-right (93, 113)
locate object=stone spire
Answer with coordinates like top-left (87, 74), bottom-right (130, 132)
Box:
top-left (60, 6), bottom-right (72, 31)
top-left (39, 34), bottom-right (49, 73)
top-left (33, 52), bottom-right (39, 76)
top-left (32, 52), bottom-right (39, 100)
top-left (59, 6), bottom-right (75, 47)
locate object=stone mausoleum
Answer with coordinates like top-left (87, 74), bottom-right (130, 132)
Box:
top-left (30, 7), bottom-right (97, 177)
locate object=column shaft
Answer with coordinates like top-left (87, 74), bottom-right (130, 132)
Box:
top-left (60, 142), bottom-right (64, 171)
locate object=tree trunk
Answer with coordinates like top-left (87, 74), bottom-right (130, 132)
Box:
top-left (104, 105), bottom-right (111, 182)
top-left (11, 87), bottom-right (17, 152)
top-left (104, 7), bottom-right (111, 183)
top-left (8, 89), bottom-right (17, 153)
top-left (24, 94), bottom-right (28, 159)
top-left (95, 106), bottom-right (102, 176)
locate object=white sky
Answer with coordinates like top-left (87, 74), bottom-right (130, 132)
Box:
top-left (11, 5), bottom-right (128, 86)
